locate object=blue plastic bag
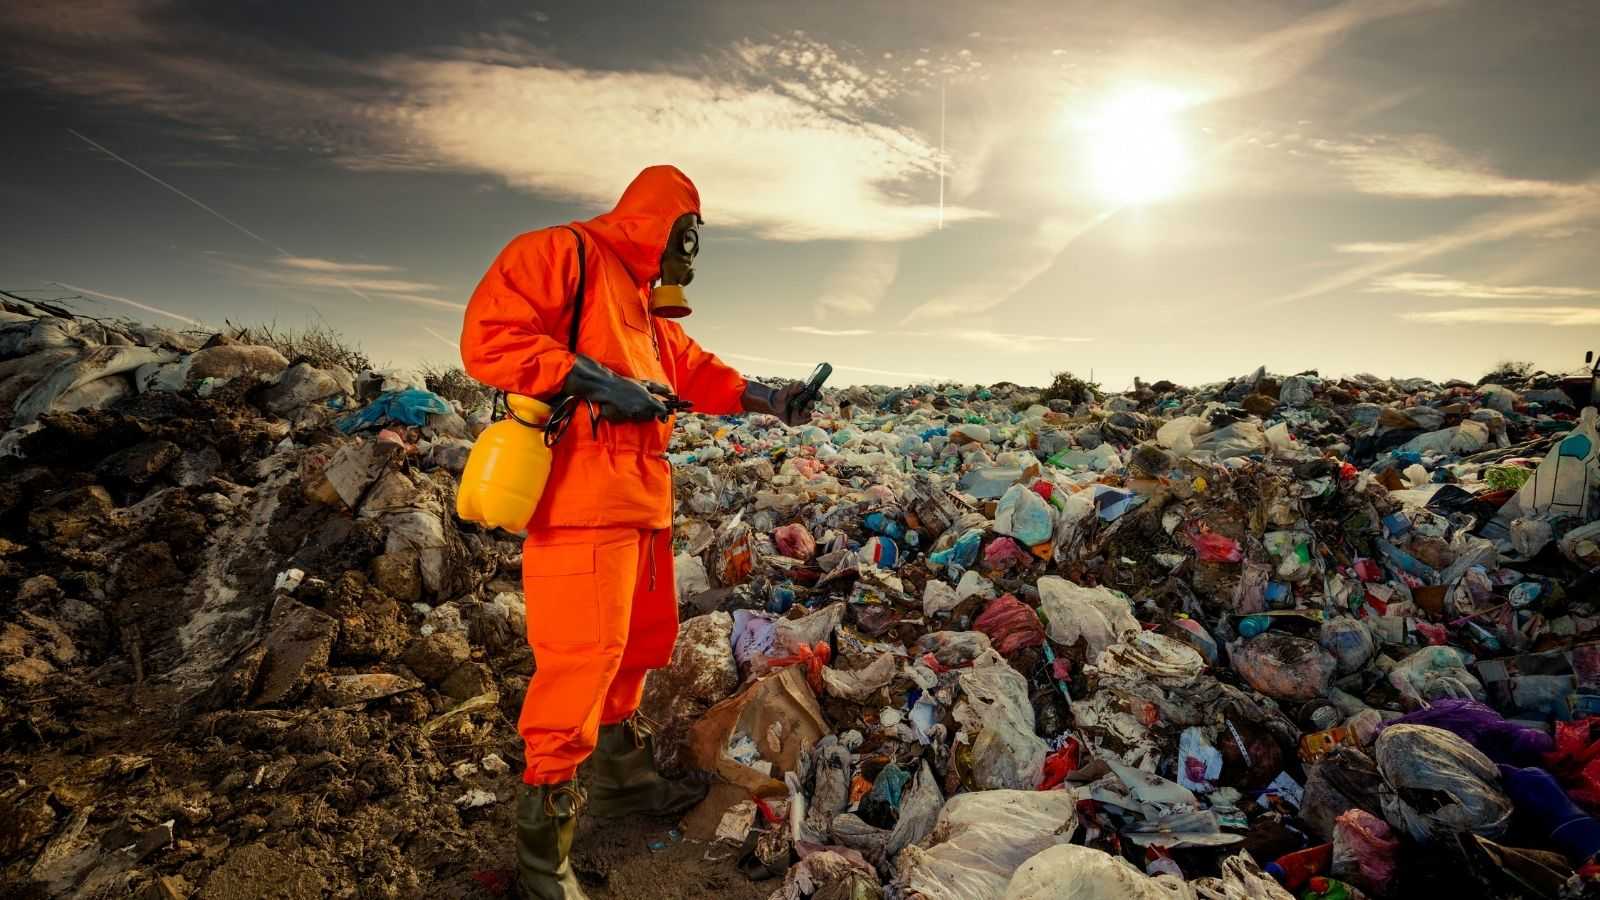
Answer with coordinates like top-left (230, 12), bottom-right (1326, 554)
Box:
top-left (337, 388), bottom-right (451, 433)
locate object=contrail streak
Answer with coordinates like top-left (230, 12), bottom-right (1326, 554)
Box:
top-left (67, 129), bottom-right (374, 302)
top-left (68, 129), bottom-right (289, 255)
top-left (420, 326), bottom-right (460, 352)
top-left (51, 281), bottom-right (204, 326)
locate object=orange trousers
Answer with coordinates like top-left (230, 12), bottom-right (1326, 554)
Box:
top-left (518, 526), bottom-right (678, 785)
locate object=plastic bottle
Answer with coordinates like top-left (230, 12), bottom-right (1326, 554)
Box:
top-left (1301, 876), bottom-right (1352, 900)
top-left (766, 583), bottom-right (797, 614)
top-left (1238, 615), bottom-right (1273, 639)
top-left (455, 395), bottom-right (553, 531)
top-left (1265, 581), bottom-right (1292, 608)
top-left (864, 535), bottom-right (900, 569)
top-left (864, 511), bottom-right (906, 542)
top-left (1265, 843), bottom-right (1331, 891)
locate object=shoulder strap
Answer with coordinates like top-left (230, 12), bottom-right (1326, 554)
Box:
top-left (560, 225), bottom-right (586, 351)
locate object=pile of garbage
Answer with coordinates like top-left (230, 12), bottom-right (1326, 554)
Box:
top-left (647, 363), bottom-right (1600, 899)
top-left (5, 292), bottom-right (1600, 900)
top-left (1, 297), bottom-right (533, 898)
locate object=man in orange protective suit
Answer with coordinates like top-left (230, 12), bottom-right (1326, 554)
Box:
top-left (460, 165), bottom-right (819, 899)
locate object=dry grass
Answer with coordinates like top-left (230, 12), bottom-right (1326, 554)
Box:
top-left (225, 321), bottom-right (371, 373)
top-left (423, 364), bottom-right (496, 410)
top-left (1040, 370), bottom-right (1102, 405)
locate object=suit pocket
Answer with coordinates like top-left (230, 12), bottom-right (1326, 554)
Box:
top-left (523, 543), bottom-right (599, 644)
top-left (620, 293), bottom-right (652, 335)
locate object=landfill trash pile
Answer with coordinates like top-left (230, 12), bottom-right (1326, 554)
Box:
top-left (4, 294), bottom-right (1600, 900)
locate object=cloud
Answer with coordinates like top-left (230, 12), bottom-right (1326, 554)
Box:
top-left (1335, 241), bottom-right (1418, 253)
top-left (907, 329), bottom-right (1093, 351)
top-left (221, 258), bottom-right (467, 312)
top-left (904, 213), bottom-right (1111, 321)
top-left (816, 244), bottom-right (901, 315)
top-left (1369, 272), bottom-right (1600, 301)
top-left (374, 61), bottom-right (979, 241)
top-left (1203, 0), bottom-right (1456, 101)
top-left (1317, 134), bottom-right (1588, 199)
top-left (783, 326), bottom-right (874, 337)
top-left (1265, 190), bottom-right (1600, 306)
top-left (279, 257), bottom-right (399, 274)
top-left (1399, 306), bottom-right (1600, 326)
top-left (4, 7), bottom-right (979, 243)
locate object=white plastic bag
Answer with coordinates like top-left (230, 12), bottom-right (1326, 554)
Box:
top-left (957, 650), bottom-right (1048, 790)
top-left (1037, 577), bottom-right (1139, 664)
top-left (1003, 844), bottom-right (1189, 900)
top-left (896, 790), bottom-right (1079, 900)
top-left (1375, 724), bottom-right (1511, 842)
top-left (1500, 407), bottom-right (1599, 522)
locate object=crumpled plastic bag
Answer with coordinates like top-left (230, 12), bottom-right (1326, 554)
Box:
top-left (1318, 617), bottom-right (1374, 676)
top-left (956, 650), bottom-right (1048, 790)
top-left (1093, 631), bottom-right (1206, 684)
top-left (1037, 577), bottom-right (1139, 664)
top-left (995, 483), bottom-right (1054, 545)
top-left (1188, 528), bottom-right (1242, 563)
top-left (1191, 420), bottom-right (1268, 461)
top-left (1002, 844), bottom-right (1189, 900)
top-left (821, 652), bottom-right (899, 703)
top-left (1381, 698), bottom-right (1553, 766)
top-left (1375, 723), bottom-right (1512, 842)
top-left (775, 849), bottom-right (881, 900)
top-left (916, 632), bottom-right (993, 674)
top-left (1388, 645), bottom-right (1485, 704)
top-left (974, 594), bottom-right (1046, 656)
top-left (1176, 726), bottom-right (1223, 794)
top-left (887, 761), bottom-right (943, 857)
top-left (1332, 809), bottom-right (1398, 894)
top-left (336, 387), bottom-right (450, 433)
top-left (1496, 406), bottom-right (1599, 526)
top-left (1229, 632), bottom-right (1336, 702)
top-left (1189, 853), bottom-right (1295, 900)
top-left (773, 522), bottom-right (817, 560)
top-left (895, 789), bottom-right (1079, 900)
top-left (773, 602), bottom-right (845, 657)
top-left (1300, 746), bottom-right (1385, 842)
top-left (924, 580), bottom-right (962, 618)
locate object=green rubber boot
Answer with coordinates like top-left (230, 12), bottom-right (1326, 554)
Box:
top-left (515, 782), bottom-right (590, 900)
top-left (586, 712), bottom-right (708, 819)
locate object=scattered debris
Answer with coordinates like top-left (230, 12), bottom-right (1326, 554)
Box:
top-left (5, 296), bottom-right (1600, 898)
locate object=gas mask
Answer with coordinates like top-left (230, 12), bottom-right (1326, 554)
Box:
top-left (650, 212), bottom-right (699, 318)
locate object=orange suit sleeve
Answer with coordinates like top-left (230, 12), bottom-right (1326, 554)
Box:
top-left (658, 320), bottom-right (748, 415)
top-left (459, 230), bottom-right (580, 398)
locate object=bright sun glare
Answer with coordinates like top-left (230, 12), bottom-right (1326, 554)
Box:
top-left (1085, 87), bottom-right (1190, 206)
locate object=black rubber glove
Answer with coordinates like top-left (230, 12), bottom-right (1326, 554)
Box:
top-left (742, 381), bottom-right (814, 427)
top-left (561, 355), bottom-right (671, 423)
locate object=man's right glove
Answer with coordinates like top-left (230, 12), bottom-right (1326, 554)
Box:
top-left (561, 354), bottom-right (674, 423)
top-left (742, 381), bottom-right (815, 427)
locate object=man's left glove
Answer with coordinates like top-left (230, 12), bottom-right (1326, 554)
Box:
top-left (742, 381), bottom-right (815, 427)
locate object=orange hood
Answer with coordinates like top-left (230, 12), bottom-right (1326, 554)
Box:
top-left (581, 165), bottom-right (701, 286)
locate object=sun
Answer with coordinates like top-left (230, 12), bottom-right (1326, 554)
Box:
top-left (1084, 87), bottom-right (1191, 206)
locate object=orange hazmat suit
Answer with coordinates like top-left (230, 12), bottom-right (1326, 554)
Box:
top-left (460, 166), bottom-right (747, 784)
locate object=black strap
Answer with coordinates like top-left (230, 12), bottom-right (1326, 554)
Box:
top-left (560, 225), bottom-right (586, 351)
top-left (489, 226), bottom-right (587, 426)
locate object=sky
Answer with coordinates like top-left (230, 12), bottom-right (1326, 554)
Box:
top-left (2, 0), bottom-right (1598, 389)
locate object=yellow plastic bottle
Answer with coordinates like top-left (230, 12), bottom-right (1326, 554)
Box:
top-left (455, 395), bottom-right (554, 532)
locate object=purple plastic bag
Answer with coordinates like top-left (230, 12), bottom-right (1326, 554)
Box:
top-left (1380, 698), bottom-right (1553, 766)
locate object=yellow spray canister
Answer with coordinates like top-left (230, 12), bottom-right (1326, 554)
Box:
top-left (455, 394), bottom-right (554, 531)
